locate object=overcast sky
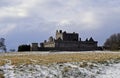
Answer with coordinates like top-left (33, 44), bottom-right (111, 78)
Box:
top-left (0, 0), bottom-right (120, 51)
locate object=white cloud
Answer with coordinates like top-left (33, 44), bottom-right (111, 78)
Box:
top-left (0, 7), bottom-right (27, 18)
top-left (0, 24), bottom-right (16, 35)
top-left (81, 12), bottom-right (96, 25)
top-left (79, 11), bottom-right (100, 30)
top-left (0, 0), bottom-right (40, 19)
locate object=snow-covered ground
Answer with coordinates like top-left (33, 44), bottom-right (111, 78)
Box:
top-left (0, 59), bottom-right (120, 78)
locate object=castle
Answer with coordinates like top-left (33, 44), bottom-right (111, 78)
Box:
top-left (31, 30), bottom-right (99, 51)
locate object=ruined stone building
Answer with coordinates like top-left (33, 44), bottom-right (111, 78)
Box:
top-left (31, 30), bottom-right (99, 51)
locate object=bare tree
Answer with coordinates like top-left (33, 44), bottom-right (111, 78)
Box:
top-left (104, 33), bottom-right (120, 50)
top-left (0, 38), bottom-right (7, 52)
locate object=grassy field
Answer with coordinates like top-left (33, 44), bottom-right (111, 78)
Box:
top-left (0, 51), bottom-right (120, 66)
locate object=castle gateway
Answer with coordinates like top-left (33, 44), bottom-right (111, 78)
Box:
top-left (31, 30), bottom-right (99, 51)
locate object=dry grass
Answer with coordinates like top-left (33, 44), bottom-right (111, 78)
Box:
top-left (0, 52), bottom-right (120, 66)
top-left (0, 73), bottom-right (4, 78)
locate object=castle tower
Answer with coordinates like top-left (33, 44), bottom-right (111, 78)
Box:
top-left (31, 43), bottom-right (38, 51)
top-left (56, 30), bottom-right (63, 40)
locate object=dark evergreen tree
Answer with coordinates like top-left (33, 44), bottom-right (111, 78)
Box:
top-left (18, 44), bottom-right (30, 52)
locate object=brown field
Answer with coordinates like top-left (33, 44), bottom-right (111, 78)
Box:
top-left (0, 51), bottom-right (120, 66)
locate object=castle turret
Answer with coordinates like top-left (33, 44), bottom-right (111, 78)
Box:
top-left (59, 30), bottom-right (62, 33)
top-left (49, 36), bottom-right (54, 42)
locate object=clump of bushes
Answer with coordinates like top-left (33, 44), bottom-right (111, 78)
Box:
top-left (18, 44), bottom-right (30, 52)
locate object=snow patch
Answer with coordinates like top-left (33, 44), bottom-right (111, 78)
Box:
top-left (0, 61), bottom-right (120, 78)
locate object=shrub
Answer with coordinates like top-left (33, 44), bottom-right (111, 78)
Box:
top-left (18, 44), bottom-right (30, 52)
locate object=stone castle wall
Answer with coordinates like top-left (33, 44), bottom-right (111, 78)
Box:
top-left (31, 30), bottom-right (99, 51)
